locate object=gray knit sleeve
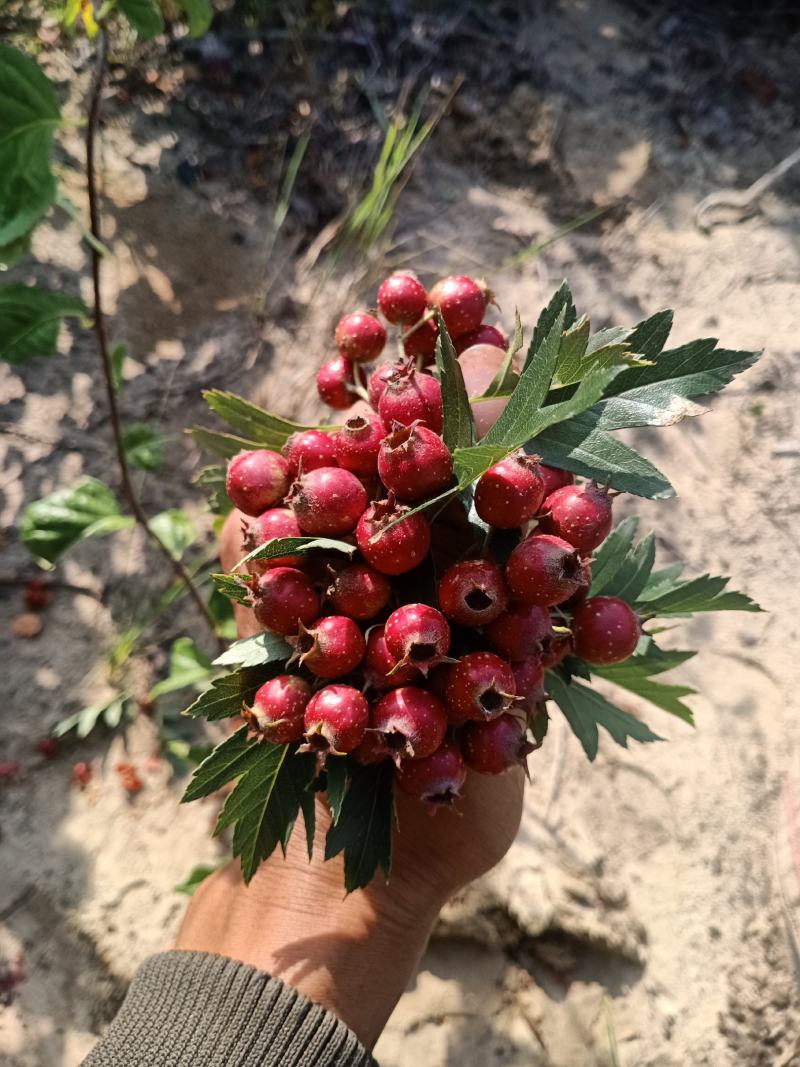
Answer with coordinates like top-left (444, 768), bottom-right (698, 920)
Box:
top-left (82, 950), bottom-right (378, 1066)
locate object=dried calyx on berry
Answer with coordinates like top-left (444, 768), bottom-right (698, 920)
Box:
top-left (377, 421), bottom-right (454, 501)
top-left (355, 493), bottom-right (432, 575)
top-left (378, 361), bottom-right (443, 433)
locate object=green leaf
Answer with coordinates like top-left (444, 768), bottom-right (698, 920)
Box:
top-left (150, 637), bottom-right (213, 698)
top-left (149, 509), bottom-right (196, 560)
top-left (637, 562), bottom-right (685, 602)
top-left (109, 342), bottom-right (127, 392)
top-left (174, 863), bottom-right (222, 896)
top-left (638, 574), bottom-right (762, 616)
top-left (553, 315), bottom-right (590, 385)
top-left (20, 476), bottom-right (131, 565)
top-left (54, 694), bottom-right (126, 739)
top-left (236, 535), bottom-right (356, 571)
top-left (208, 586), bottom-right (237, 640)
top-left (189, 426), bottom-right (262, 459)
top-left (526, 281), bottom-right (576, 369)
top-left (480, 308), bottom-right (522, 398)
top-left (195, 464), bottom-right (231, 515)
top-left (122, 422), bottom-right (165, 471)
top-left (211, 572), bottom-right (254, 606)
top-left (0, 46), bottom-right (61, 246)
top-left (117, 0), bottom-right (165, 37)
top-left (0, 285), bottom-right (86, 363)
top-left (182, 726), bottom-right (260, 801)
top-left (203, 390), bottom-right (330, 450)
top-left (434, 313), bottom-right (475, 450)
top-left (175, 0), bottom-right (213, 36)
top-left (626, 309), bottom-right (673, 358)
top-left (530, 412), bottom-right (675, 499)
top-left (213, 631), bottom-right (291, 668)
top-left (0, 229), bottom-right (32, 269)
top-left (325, 760), bottom-right (393, 892)
top-left (589, 517), bottom-right (640, 595)
top-left (183, 667), bottom-right (267, 721)
top-left (593, 647), bottom-right (698, 724)
top-left (325, 757), bottom-right (349, 825)
top-left (594, 531), bottom-right (656, 605)
top-left (546, 672), bottom-right (663, 761)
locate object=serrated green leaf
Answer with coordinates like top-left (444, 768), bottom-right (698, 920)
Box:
top-left (195, 464), bottom-right (231, 516)
top-left (213, 631), bottom-right (291, 668)
top-left (325, 757), bottom-right (349, 825)
top-left (174, 863), bottom-right (222, 896)
top-left (182, 668), bottom-right (265, 721)
top-left (553, 315), bottom-right (590, 385)
top-left (0, 46), bottom-right (61, 247)
top-left (636, 562), bottom-right (685, 602)
top-left (122, 422), bottom-right (165, 471)
top-left (434, 313), bottom-right (475, 450)
top-left (149, 509), bottom-right (196, 560)
top-left (117, 0), bottom-right (165, 37)
top-left (325, 761), bottom-right (393, 892)
top-left (547, 672), bottom-right (663, 761)
top-left (215, 740), bottom-right (290, 832)
top-left (203, 390), bottom-right (330, 450)
top-left (638, 574), bottom-right (762, 616)
top-left (175, 0), bottom-right (213, 36)
top-left (189, 426), bottom-right (264, 459)
top-left (589, 517), bottom-right (640, 595)
top-left (527, 281), bottom-right (576, 369)
top-left (0, 285), bottom-right (86, 363)
top-left (211, 572), bottom-right (253, 606)
top-left (20, 476), bottom-right (131, 565)
top-left (480, 308), bottom-right (522, 398)
top-left (626, 309), bottom-right (673, 358)
top-left (150, 637), bottom-right (213, 698)
top-left (593, 647), bottom-right (698, 724)
top-left (236, 535), bottom-right (356, 571)
top-left (181, 725), bottom-right (259, 801)
top-left (596, 531), bottom-right (656, 605)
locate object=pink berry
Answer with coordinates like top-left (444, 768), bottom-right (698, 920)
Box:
top-left (368, 362), bottom-right (402, 409)
top-left (428, 274), bottom-right (487, 338)
top-left (454, 324), bottom-right (507, 354)
top-left (355, 495), bottom-right (431, 575)
top-left (437, 559), bottom-right (508, 627)
top-left (377, 272), bottom-right (427, 325)
top-left (378, 364), bottom-right (443, 433)
top-left (334, 413), bottom-right (386, 476)
top-left (252, 566), bottom-right (320, 635)
top-left (377, 423), bottom-right (453, 501)
top-left (226, 449), bottom-right (291, 517)
top-left (317, 354), bottom-right (358, 409)
top-left (384, 603), bottom-right (450, 674)
top-left (539, 483), bottom-right (613, 554)
top-left (335, 311), bottom-right (386, 364)
top-left (462, 714), bottom-right (533, 775)
top-left (243, 675), bottom-right (311, 744)
top-left (302, 684), bottom-right (369, 754)
top-left (289, 467), bottom-right (368, 536)
top-left (505, 533), bottom-right (588, 607)
top-left (445, 651), bottom-right (516, 723)
top-left (512, 656), bottom-right (545, 703)
top-left (396, 740), bottom-right (466, 808)
top-left (364, 626), bottom-right (421, 689)
top-left (326, 562), bottom-right (391, 620)
top-left (572, 596), bottom-right (639, 665)
top-left (474, 455), bottom-right (545, 529)
top-left (294, 615), bottom-right (365, 678)
top-left (484, 603), bottom-right (553, 662)
top-left (540, 464), bottom-right (574, 498)
top-left (402, 317), bottom-right (439, 362)
top-left (242, 508), bottom-right (303, 573)
top-left (282, 430), bottom-right (337, 476)
top-left (370, 686), bottom-right (448, 762)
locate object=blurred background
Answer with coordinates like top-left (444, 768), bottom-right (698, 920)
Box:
top-left (1, 1), bottom-right (799, 1064)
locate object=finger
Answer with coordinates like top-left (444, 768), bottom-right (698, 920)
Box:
top-left (219, 509), bottom-right (262, 639)
top-left (459, 344), bottom-right (511, 437)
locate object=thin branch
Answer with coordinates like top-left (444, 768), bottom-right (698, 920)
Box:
top-left (86, 30), bottom-right (222, 650)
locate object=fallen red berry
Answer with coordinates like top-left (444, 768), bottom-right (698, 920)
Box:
top-left (116, 761), bottom-right (143, 794)
top-left (428, 274), bottom-right (487, 338)
top-left (445, 650), bottom-right (516, 723)
top-left (282, 429), bottom-right (337, 475)
top-left (289, 466), bottom-right (368, 536)
top-left (572, 596), bottom-right (640, 664)
top-left (244, 675), bottom-right (311, 744)
top-left (336, 311), bottom-right (387, 363)
top-left (356, 495), bottom-right (431, 575)
top-left (474, 455), bottom-right (545, 529)
top-left (377, 272), bottom-right (427, 324)
top-left (317, 354), bottom-right (358, 409)
top-left (437, 558), bottom-right (508, 626)
top-left (377, 423), bottom-right (453, 501)
top-left (539, 483), bottom-right (613, 554)
top-left (226, 449), bottom-right (291, 516)
top-left (302, 684), bottom-right (369, 754)
top-left (370, 686), bottom-right (448, 762)
top-left (36, 737), bottom-right (59, 760)
top-left (71, 761), bottom-right (92, 790)
top-left (25, 578), bottom-right (51, 611)
top-left (505, 533), bottom-right (588, 607)
top-left (252, 566), bottom-right (320, 635)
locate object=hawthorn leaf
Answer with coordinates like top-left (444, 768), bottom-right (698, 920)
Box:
top-left (526, 281), bottom-right (576, 369)
top-left (589, 517), bottom-right (640, 595)
top-left (189, 426), bottom-right (265, 459)
top-left (20, 476), bottom-right (132, 565)
top-left (235, 535), bottom-right (356, 571)
top-left (213, 631), bottom-right (291, 668)
top-left (211, 572), bottom-right (253, 606)
top-left (182, 668), bottom-right (266, 721)
top-left (117, 0), bottom-right (165, 37)
top-left (434, 313), bottom-right (475, 450)
top-left (122, 422), bottom-right (165, 471)
top-left (150, 509), bottom-right (196, 560)
top-left (194, 464), bottom-right (231, 515)
top-left (150, 637), bottom-right (213, 698)
top-left (637, 574), bottom-right (762, 616)
top-left (0, 286), bottom-right (86, 363)
top-left (593, 647), bottom-right (698, 724)
top-left (480, 308), bottom-right (523, 398)
top-left (636, 562), bottom-right (686, 602)
top-left (174, 863), bottom-right (222, 896)
top-left (325, 756), bottom-right (349, 825)
top-left (547, 672), bottom-right (663, 761)
top-left (203, 390), bottom-right (331, 450)
top-left (325, 760), bottom-right (393, 892)
top-left (175, 0), bottom-right (213, 36)
top-left (553, 315), bottom-right (590, 385)
top-left (181, 725), bottom-right (261, 801)
top-left (595, 531), bottom-right (656, 605)
top-left (625, 309), bottom-right (673, 358)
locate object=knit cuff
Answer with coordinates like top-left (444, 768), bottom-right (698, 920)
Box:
top-left (82, 950), bottom-right (378, 1067)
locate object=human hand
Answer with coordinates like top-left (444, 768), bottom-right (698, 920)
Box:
top-left (176, 344), bottom-right (523, 1047)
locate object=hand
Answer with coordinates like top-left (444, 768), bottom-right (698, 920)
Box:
top-left (176, 345), bottom-right (522, 1048)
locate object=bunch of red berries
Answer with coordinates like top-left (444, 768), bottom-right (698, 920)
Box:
top-left (223, 273), bottom-right (641, 809)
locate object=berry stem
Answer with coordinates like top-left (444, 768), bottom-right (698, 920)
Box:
top-left (85, 31), bottom-right (221, 650)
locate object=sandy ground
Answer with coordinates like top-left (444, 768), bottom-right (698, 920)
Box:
top-left (2, 2), bottom-right (800, 1064)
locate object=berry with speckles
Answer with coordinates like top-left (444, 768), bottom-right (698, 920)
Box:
top-left (335, 311), bottom-right (387, 363)
top-left (396, 740), bottom-right (466, 808)
top-left (244, 675), bottom-right (311, 744)
top-left (334, 413), bottom-right (386, 476)
top-left (572, 596), bottom-right (639, 665)
top-left (317, 354), bottom-right (359, 409)
top-left (377, 272), bottom-right (428, 324)
top-left (539, 465), bottom-right (574, 498)
top-left (226, 449), bottom-right (291, 516)
top-left (370, 686), bottom-right (448, 763)
top-left (437, 559), bottom-right (508, 627)
top-left (252, 567), bottom-right (320, 635)
top-left (454, 323), bottom-right (507, 354)
top-left (474, 455), bottom-right (545, 529)
top-left (293, 615), bottom-right (365, 679)
top-left (378, 364), bottom-right (443, 433)
top-left (428, 274), bottom-right (488, 338)
top-left (462, 714), bottom-right (533, 775)
top-left (364, 626), bottom-right (421, 689)
top-left (302, 685), bottom-right (369, 755)
top-left (367, 362), bottom-right (402, 409)
top-left (289, 467), bottom-right (368, 536)
top-left (282, 430), bottom-right (337, 476)
top-left (505, 533), bottom-right (588, 607)
top-left (539, 483), bottom-right (613, 554)
top-left (401, 317), bottom-right (439, 362)
top-left (445, 651), bottom-right (516, 723)
top-left (377, 423), bottom-right (453, 501)
top-left (484, 603), bottom-right (553, 662)
top-left (243, 508), bottom-right (303, 573)
top-left (326, 562), bottom-right (391, 620)
top-left (384, 603), bottom-right (451, 674)
top-left (512, 657), bottom-right (545, 703)
top-left (355, 495), bottom-right (431, 575)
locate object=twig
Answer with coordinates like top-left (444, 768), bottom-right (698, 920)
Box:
top-left (695, 145), bottom-right (800, 231)
top-left (86, 31), bottom-right (221, 650)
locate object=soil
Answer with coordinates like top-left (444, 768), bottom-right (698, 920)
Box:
top-left (2, 1), bottom-right (800, 1064)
